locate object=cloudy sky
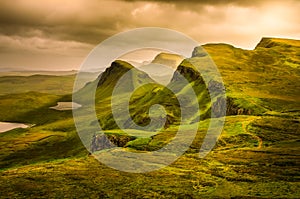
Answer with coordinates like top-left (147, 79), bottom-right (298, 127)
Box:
top-left (0, 0), bottom-right (299, 71)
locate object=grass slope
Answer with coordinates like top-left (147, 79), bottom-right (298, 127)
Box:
top-left (0, 75), bottom-right (75, 95)
top-left (201, 37), bottom-right (300, 114)
top-left (0, 72), bottom-right (99, 95)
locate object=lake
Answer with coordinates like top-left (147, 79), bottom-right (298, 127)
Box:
top-left (0, 122), bottom-right (30, 133)
top-left (50, 102), bottom-right (82, 111)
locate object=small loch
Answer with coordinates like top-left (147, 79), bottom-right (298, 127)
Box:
top-left (0, 122), bottom-right (30, 133)
top-left (50, 102), bottom-right (82, 111)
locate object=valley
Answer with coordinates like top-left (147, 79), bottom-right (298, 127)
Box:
top-left (0, 38), bottom-right (299, 198)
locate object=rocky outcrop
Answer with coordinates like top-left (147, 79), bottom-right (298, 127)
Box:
top-left (191, 46), bottom-right (208, 57)
top-left (91, 134), bottom-right (114, 152)
top-left (226, 97), bottom-right (253, 115)
top-left (208, 80), bottom-right (225, 98)
top-left (211, 97), bottom-right (226, 118)
top-left (91, 133), bottom-right (135, 152)
top-left (211, 96), bottom-right (254, 118)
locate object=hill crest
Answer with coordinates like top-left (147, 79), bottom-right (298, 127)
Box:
top-left (255, 37), bottom-right (300, 49)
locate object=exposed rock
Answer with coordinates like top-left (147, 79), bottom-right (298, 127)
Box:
top-left (91, 133), bottom-right (135, 152)
top-left (211, 97), bottom-right (227, 118)
top-left (208, 80), bottom-right (225, 97)
top-left (91, 134), bottom-right (114, 152)
top-left (211, 96), bottom-right (255, 118)
top-left (192, 46), bottom-right (208, 57)
top-left (226, 97), bottom-right (252, 116)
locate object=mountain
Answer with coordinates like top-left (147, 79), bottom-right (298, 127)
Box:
top-left (255, 37), bottom-right (300, 69)
top-left (75, 60), bottom-right (182, 131)
top-left (130, 53), bottom-right (185, 85)
top-left (138, 62), bottom-right (176, 85)
top-left (200, 37), bottom-right (300, 114)
top-left (151, 52), bottom-right (184, 69)
top-left (92, 59), bottom-right (208, 131)
top-left (86, 38), bottom-right (300, 150)
top-left (95, 60), bottom-right (160, 130)
top-left (96, 37), bottom-right (300, 125)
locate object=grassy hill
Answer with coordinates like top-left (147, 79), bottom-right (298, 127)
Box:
top-left (0, 38), bottom-right (299, 198)
top-left (0, 75), bottom-right (75, 95)
top-left (0, 72), bottom-right (99, 95)
top-left (202, 37), bottom-right (300, 114)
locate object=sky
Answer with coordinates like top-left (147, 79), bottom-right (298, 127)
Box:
top-left (119, 49), bottom-right (169, 63)
top-left (0, 0), bottom-right (299, 71)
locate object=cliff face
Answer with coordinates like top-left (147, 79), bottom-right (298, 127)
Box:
top-left (172, 61), bottom-right (256, 118)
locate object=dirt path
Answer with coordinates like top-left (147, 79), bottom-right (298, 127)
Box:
top-left (242, 117), bottom-right (263, 149)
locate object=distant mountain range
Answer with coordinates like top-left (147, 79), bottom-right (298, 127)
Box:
top-left (0, 69), bottom-right (78, 77)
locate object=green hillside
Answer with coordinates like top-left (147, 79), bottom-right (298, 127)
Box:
top-left (0, 38), bottom-right (299, 198)
top-left (0, 72), bottom-right (99, 95)
top-left (202, 37), bottom-right (300, 114)
top-left (0, 75), bottom-right (75, 95)
top-left (87, 37), bottom-right (299, 153)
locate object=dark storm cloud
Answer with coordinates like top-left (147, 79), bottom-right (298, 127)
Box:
top-left (0, 0), bottom-right (128, 45)
top-left (0, 0), bottom-right (299, 70)
top-left (0, 0), bottom-right (298, 44)
top-left (0, 0), bottom-right (276, 44)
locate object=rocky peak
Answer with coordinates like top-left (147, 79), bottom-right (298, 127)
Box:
top-left (191, 46), bottom-right (208, 57)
